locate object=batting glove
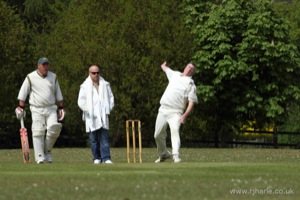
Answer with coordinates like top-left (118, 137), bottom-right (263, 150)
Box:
top-left (58, 107), bottom-right (66, 121)
top-left (15, 106), bottom-right (26, 119)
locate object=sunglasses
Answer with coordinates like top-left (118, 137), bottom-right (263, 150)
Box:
top-left (90, 72), bottom-right (99, 75)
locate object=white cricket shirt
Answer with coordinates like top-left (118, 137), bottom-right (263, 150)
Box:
top-left (17, 70), bottom-right (63, 107)
top-left (160, 68), bottom-right (198, 113)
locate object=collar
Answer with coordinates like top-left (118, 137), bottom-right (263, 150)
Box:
top-left (36, 70), bottom-right (47, 78)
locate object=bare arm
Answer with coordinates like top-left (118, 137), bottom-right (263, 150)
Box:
top-left (18, 100), bottom-right (25, 107)
top-left (161, 61), bottom-right (168, 72)
top-left (180, 101), bottom-right (195, 124)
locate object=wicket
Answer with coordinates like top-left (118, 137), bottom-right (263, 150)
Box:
top-left (126, 120), bottom-right (142, 163)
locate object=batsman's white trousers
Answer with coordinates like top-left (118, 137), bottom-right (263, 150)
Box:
top-left (154, 106), bottom-right (182, 156)
top-left (30, 105), bottom-right (58, 161)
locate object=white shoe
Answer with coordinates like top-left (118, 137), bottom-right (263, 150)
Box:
top-left (103, 160), bottom-right (113, 164)
top-left (37, 160), bottom-right (44, 164)
top-left (155, 151), bottom-right (172, 163)
top-left (173, 154), bottom-right (181, 163)
top-left (45, 154), bottom-right (52, 163)
top-left (94, 159), bottom-right (101, 164)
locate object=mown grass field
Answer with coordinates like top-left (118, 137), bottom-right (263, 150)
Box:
top-left (0, 148), bottom-right (299, 200)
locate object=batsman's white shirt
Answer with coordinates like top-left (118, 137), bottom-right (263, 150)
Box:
top-left (17, 70), bottom-right (63, 107)
top-left (159, 68), bottom-right (198, 112)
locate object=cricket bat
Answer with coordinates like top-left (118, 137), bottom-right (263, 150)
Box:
top-left (20, 116), bottom-right (30, 163)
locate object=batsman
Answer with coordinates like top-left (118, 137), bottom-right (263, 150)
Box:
top-left (15, 57), bottom-right (65, 164)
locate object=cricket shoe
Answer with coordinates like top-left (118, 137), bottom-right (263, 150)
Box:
top-left (37, 160), bottom-right (44, 164)
top-left (155, 151), bottom-right (172, 163)
top-left (45, 154), bottom-right (53, 163)
top-left (94, 159), bottom-right (101, 164)
top-left (103, 160), bottom-right (113, 164)
top-left (173, 154), bottom-right (181, 163)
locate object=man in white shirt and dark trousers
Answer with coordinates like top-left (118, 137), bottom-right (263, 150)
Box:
top-left (16, 57), bottom-right (65, 164)
top-left (78, 65), bottom-right (114, 164)
top-left (154, 61), bottom-right (198, 163)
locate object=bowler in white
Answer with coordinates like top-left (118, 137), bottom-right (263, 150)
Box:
top-left (154, 61), bottom-right (198, 163)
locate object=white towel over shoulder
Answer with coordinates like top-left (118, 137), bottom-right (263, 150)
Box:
top-left (78, 76), bottom-right (114, 132)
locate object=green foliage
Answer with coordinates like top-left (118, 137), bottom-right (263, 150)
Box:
top-left (278, 134), bottom-right (300, 145)
top-left (274, 0), bottom-right (300, 46)
top-left (0, 1), bottom-right (27, 124)
top-left (29, 0), bottom-right (194, 145)
top-left (274, 0), bottom-right (300, 131)
top-left (279, 102), bottom-right (300, 131)
top-left (183, 0), bottom-right (300, 145)
top-left (4, 0), bottom-right (300, 148)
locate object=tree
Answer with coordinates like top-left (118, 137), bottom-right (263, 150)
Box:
top-left (183, 0), bottom-right (300, 146)
top-left (0, 1), bottom-right (27, 122)
top-left (273, 0), bottom-right (300, 133)
top-left (2, 0), bottom-right (25, 15)
top-left (0, 1), bottom-right (28, 146)
top-left (274, 0), bottom-right (300, 49)
top-left (31, 0), bottom-right (194, 146)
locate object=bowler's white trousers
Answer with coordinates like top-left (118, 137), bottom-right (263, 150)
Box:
top-left (154, 106), bottom-right (182, 156)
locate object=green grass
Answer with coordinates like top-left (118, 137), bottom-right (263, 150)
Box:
top-left (0, 148), bottom-right (299, 200)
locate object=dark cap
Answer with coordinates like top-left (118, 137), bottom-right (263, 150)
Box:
top-left (38, 57), bottom-right (50, 64)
